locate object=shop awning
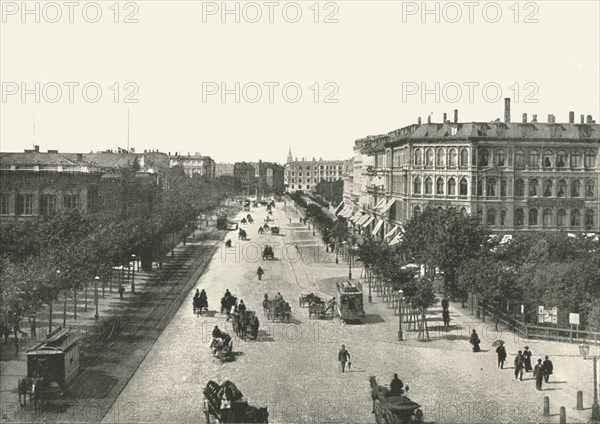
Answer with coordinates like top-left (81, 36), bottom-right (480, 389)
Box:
top-left (337, 207), bottom-right (349, 217)
top-left (380, 199), bottom-right (396, 214)
top-left (372, 219), bottom-right (384, 236)
top-left (350, 212), bottom-right (362, 223)
top-left (362, 216), bottom-right (375, 228)
top-left (342, 208), bottom-right (354, 218)
top-left (385, 225), bottom-right (399, 239)
top-left (334, 201), bottom-right (344, 214)
top-left (356, 214), bottom-right (369, 225)
top-left (374, 199), bottom-right (386, 211)
top-left (389, 233), bottom-right (402, 246)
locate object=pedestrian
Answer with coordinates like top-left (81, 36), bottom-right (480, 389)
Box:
top-left (514, 351), bottom-right (524, 381)
top-left (523, 346), bottom-right (533, 372)
top-left (338, 344), bottom-right (351, 373)
top-left (289, 218), bottom-right (292, 224)
top-left (496, 343), bottom-right (507, 369)
top-left (533, 359), bottom-right (544, 390)
top-left (118, 283), bottom-right (125, 300)
top-left (2, 322), bottom-right (10, 343)
top-left (542, 355), bottom-right (553, 383)
top-left (469, 329), bottom-right (481, 352)
top-left (441, 298), bottom-right (449, 311)
top-left (257, 266), bottom-right (264, 281)
top-left (442, 308), bottom-right (450, 329)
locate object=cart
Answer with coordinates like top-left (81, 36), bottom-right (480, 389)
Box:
top-left (203, 380), bottom-right (269, 423)
top-left (264, 299), bottom-right (291, 322)
top-left (308, 300), bottom-right (334, 319)
top-left (233, 311), bottom-right (259, 340)
top-left (270, 226), bottom-right (279, 235)
top-left (299, 293), bottom-right (320, 307)
top-left (369, 376), bottom-right (423, 424)
top-left (262, 245), bottom-right (274, 260)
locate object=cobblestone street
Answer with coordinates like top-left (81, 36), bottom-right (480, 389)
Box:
top-left (101, 203), bottom-right (595, 424)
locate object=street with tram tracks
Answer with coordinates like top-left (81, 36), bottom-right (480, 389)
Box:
top-left (100, 201), bottom-right (594, 424)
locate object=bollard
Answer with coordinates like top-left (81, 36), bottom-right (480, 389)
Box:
top-left (576, 391), bottom-right (584, 410)
top-left (559, 406), bottom-right (566, 424)
top-left (543, 396), bottom-right (550, 417)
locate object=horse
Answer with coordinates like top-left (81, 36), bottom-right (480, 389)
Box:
top-left (243, 406), bottom-right (269, 423)
top-left (31, 377), bottom-right (49, 411)
top-left (18, 378), bottom-right (32, 406)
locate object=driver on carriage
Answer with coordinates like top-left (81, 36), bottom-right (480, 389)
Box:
top-left (238, 300), bottom-right (246, 315)
top-left (225, 238), bottom-right (232, 247)
top-left (198, 289), bottom-right (208, 309)
top-left (212, 325), bottom-right (223, 339)
top-left (193, 289), bottom-right (200, 305)
top-left (387, 373), bottom-right (405, 397)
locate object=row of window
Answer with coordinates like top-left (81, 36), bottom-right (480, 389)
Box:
top-left (411, 177), bottom-right (596, 198)
top-left (0, 193), bottom-right (80, 216)
top-left (414, 147), bottom-right (468, 167)
top-left (289, 165), bottom-right (342, 170)
top-left (289, 185), bottom-right (311, 190)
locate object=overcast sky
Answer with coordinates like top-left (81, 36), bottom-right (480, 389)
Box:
top-left (1, 1), bottom-right (599, 163)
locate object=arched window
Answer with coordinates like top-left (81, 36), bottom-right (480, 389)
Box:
top-left (557, 209), bottom-right (566, 227)
top-left (460, 207), bottom-right (468, 216)
top-left (543, 209), bottom-right (553, 226)
top-left (586, 180), bottom-right (595, 198)
top-left (571, 209), bottom-right (581, 226)
top-left (477, 179), bottom-right (483, 196)
top-left (515, 150), bottom-right (525, 167)
top-left (515, 208), bottom-right (524, 226)
top-left (500, 210), bottom-right (506, 226)
top-left (570, 150), bottom-right (581, 168)
top-left (571, 179), bottom-right (581, 197)
top-left (460, 148), bottom-right (468, 167)
top-left (557, 180), bottom-right (567, 197)
top-left (459, 178), bottom-right (468, 196)
top-left (557, 151), bottom-right (567, 168)
top-left (413, 177), bottom-right (422, 194)
top-left (496, 149), bottom-right (505, 166)
top-left (448, 178), bottom-right (456, 195)
top-left (585, 151), bottom-right (596, 168)
top-left (529, 179), bottom-right (539, 197)
top-left (437, 206), bottom-right (444, 212)
top-left (543, 150), bottom-right (553, 167)
top-left (487, 178), bottom-right (496, 196)
top-left (585, 210), bottom-right (594, 229)
top-left (543, 180), bottom-right (553, 197)
top-left (448, 148), bottom-right (457, 166)
top-left (425, 149), bottom-right (434, 166)
top-left (529, 150), bottom-right (539, 168)
top-left (414, 148), bottom-right (423, 165)
top-left (476, 210), bottom-right (483, 223)
top-left (487, 209), bottom-right (496, 225)
top-left (500, 179), bottom-right (507, 197)
top-left (414, 205), bottom-right (421, 217)
top-left (436, 149), bottom-right (445, 167)
top-left (425, 177), bottom-right (433, 194)
top-left (529, 208), bottom-right (538, 226)
top-left (436, 177), bottom-right (444, 195)
top-left (515, 179), bottom-right (525, 197)
top-left (479, 149), bottom-right (489, 166)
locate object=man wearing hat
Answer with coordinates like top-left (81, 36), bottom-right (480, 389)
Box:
top-left (338, 344), bottom-right (351, 373)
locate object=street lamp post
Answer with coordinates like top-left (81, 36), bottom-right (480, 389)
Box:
top-left (579, 344), bottom-right (600, 421)
top-left (312, 219), bottom-right (315, 236)
top-left (398, 290), bottom-right (404, 341)
top-left (348, 246), bottom-right (353, 280)
top-left (63, 290), bottom-right (67, 327)
top-left (94, 276), bottom-right (100, 320)
top-left (368, 267), bottom-right (372, 303)
top-left (131, 254), bottom-right (136, 293)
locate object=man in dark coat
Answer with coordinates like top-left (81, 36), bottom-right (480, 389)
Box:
top-left (338, 344), bottom-right (350, 373)
top-left (469, 330), bottom-right (481, 352)
top-left (514, 351), bottom-right (524, 381)
top-left (238, 300), bottom-right (246, 315)
top-left (442, 309), bottom-right (450, 329)
top-left (496, 343), bottom-right (507, 369)
top-left (542, 355), bottom-right (553, 383)
top-left (523, 346), bottom-right (533, 372)
top-left (388, 374), bottom-right (404, 397)
top-left (257, 266), bottom-right (264, 281)
top-left (533, 359), bottom-right (544, 390)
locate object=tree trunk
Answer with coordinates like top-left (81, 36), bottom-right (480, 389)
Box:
top-left (73, 289), bottom-right (77, 319)
top-left (84, 283), bottom-right (88, 311)
top-left (49, 299), bottom-right (53, 331)
top-left (31, 313), bottom-right (36, 339)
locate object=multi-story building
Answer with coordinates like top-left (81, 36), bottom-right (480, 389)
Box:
top-left (168, 152), bottom-right (216, 179)
top-left (215, 163), bottom-right (235, 177)
top-left (341, 100), bottom-right (600, 241)
top-left (284, 149), bottom-right (346, 192)
top-left (234, 162), bottom-right (257, 195)
top-left (258, 161), bottom-right (285, 195)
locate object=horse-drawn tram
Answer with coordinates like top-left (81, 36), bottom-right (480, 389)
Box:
top-left (370, 376), bottom-right (423, 424)
top-left (336, 280), bottom-right (365, 323)
top-left (203, 380), bottom-right (269, 423)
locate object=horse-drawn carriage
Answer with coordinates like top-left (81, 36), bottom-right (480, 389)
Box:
top-left (369, 376), bottom-right (423, 424)
top-left (221, 294), bottom-right (238, 315)
top-left (308, 298), bottom-right (335, 320)
top-left (246, 214), bottom-right (254, 224)
top-left (270, 226), bottom-right (279, 235)
top-left (238, 228), bottom-right (247, 240)
top-left (203, 380), bottom-right (269, 423)
top-left (232, 311), bottom-right (259, 340)
top-left (258, 226), bottom-right (265, 235)
top-left (193, 291), bottom-right (209, 315)
top-left (264, 298), bottom-right (291, 322)
top-left (299, 293), bottom-right (320, 307)
top-left (210, 333), bottom-right (234, 360)
top-left (262, 245), bottom-right (274, 260)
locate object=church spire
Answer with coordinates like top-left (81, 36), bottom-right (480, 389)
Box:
top-left (287, 146), bottom-right (293, 163)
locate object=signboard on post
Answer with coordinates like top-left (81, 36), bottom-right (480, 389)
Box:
top-left (538, 306), bottom-right (558, 324)
top-left (569, 313), bottom-right (580, 325)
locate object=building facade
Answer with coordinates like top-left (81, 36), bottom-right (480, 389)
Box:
top-left (284, 149), bottom-right (345, 192)
top-left (168, 153), bottom-right (216, 179)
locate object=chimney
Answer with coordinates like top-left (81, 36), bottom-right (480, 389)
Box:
top-left (418, 117), bottom-right (422, 125)
top-left (427, 115), bottom-right (431, 124)
top-left (443, 113), bottom-right (447, 123)
top-left (581, 115), bottom-right (585, 124)
top-left (587, 115), bottom-right (593, 124)
top-left (504, 98), bottom-right (511, 123)
top-left (522, 113), bottom-right (528, 123)
top-left (532, 114), bottom-right (537, 123)
top-left (569, 111), bottom-right (575, 123)
top-left (454, 109), bottom-right (458, 124)
top-left (548, 114), bottom-right (554, 123)
top-left (34, 145), bottom-right (40, 153)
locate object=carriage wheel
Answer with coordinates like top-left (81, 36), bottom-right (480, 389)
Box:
top-left (374, 402), bottom-right (383, 424)
top-left (413, 408), bottom-right (424, 423)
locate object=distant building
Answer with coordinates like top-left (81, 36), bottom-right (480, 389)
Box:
top-left (234, 162), bottom-right (257, 195)
top-left (168, 152), bottom-right (215, 179)
top-left (284, 148), bottom-right (346, 192)
top-left (215, 163), bottom-right (235, 177)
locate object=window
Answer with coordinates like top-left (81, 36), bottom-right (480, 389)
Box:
top-left (0, 194), bottom-right (8, 215)
top-left (585, 210), bottom-right (594, 229)
top-left (436, 177), bottom-right (444, 195)
top-left (460, 207), bottom-right (468, 216)
top-left (586, 180), bottom-right (595, 198)
top-left (515, 208), bottom-right (524, 226)
top-left (529, 179), bottom-right (538, 197)
top-left (414, 148), bottom-right (422, 166)
top-left (585, 151), bottom-right (596, 168)
top-left (413, 177), bottom-right (421, 194)
top-left (487, 209), bottom-right (496, 225)
top-left (306, 185), bottom-right (310, 189)
top-left (448, 149), bottom-right (457, 166)
top-left (515, 150), bottom-right (525, 167)
top-left (571, 209), bottom-right (581, 227)
top-left (543, 180), bottom-right (553, 197)
top-left (425, 177), bottom-right (433, 194)
top-left (543, 209), bottom-right (552, 226)
top-left (291, 184), bottom-right (294, 189)
top-left (515, 179), bottom-right (524, 197)
top-left (460, 148), bottom-right (468, 167)
top-left (557, 180), bottom-right (567, 197)
top-left (448, 178), bottom-right (456, 195)
top-left (436, 149), bottom-right (445, 167)
top-left (500, 210), bottom-right (506, 226)
top-left (459, 178), bottom-right (468, 196)
top-left (557, 209), bottom-right (566, 226)
top-left (529, 150), bottom-right (539, 168)
top-left (496, 149), bottom-right (505, 166)
top-left (557, 151), bottom-right (567, 168)
top-left (40, 194), bottom-right (57, 216)
top-left (425, 149), bottom-right (434, 166)
top-left (529, 208), bottom-right (538, 226)
top-left (479, 148), bottom-right (489, 166)
top-left (16, 194), bottom-right (33, 215)
top-left (571, 180), bottom-right (581, 197)
top-left (64, 194), bottom-right (79, 210)
top-left (500, 179), bottom-right (507, 197)
top-left (486, 178), bottom-right (496, 196)
top-left (414, 205), bottom-right (421, 217)
top-left (477, 179), bottom-right (483, 196)
top-left (543, 150), bottom-right (553, 167)
top-left (570, 150), bottom-right (581, 168)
